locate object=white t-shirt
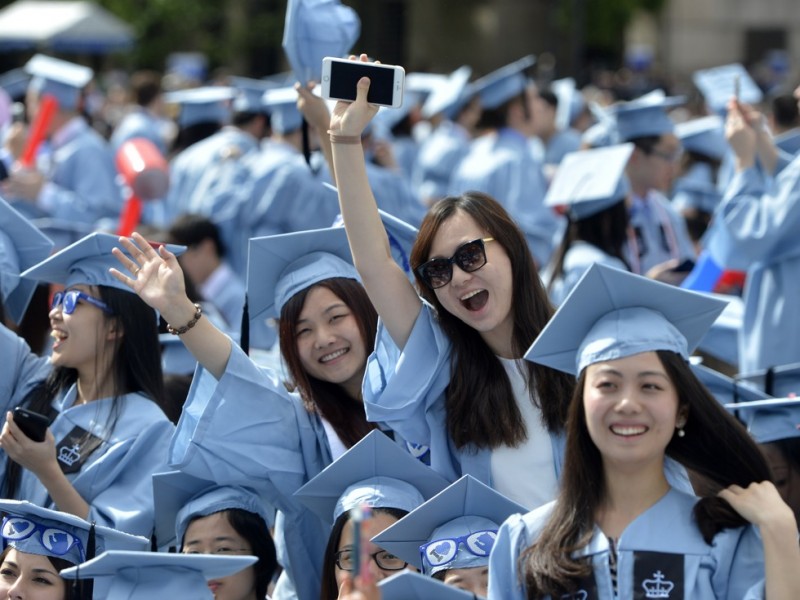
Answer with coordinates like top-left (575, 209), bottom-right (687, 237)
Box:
top-left (490, 357), bottom-right (559, 510)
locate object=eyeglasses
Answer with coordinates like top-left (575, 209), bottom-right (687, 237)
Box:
top-left (50, 290), bottom-right (113, 315)
top-left (419, 530), bottom-right (497, 572)
top-left (415, 238), bottom-right (495, 289)
top-left (1, 517), bottom-right (85, 562)
top-left (648, 148), bottom-right (683, 164)
top-left (185, 546), bottom-right (251, 556)
top-left (334, 548), bottom-right (407, 572)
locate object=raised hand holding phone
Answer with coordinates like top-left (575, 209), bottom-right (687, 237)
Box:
top-left (322, 56), bottom-right (405, 108)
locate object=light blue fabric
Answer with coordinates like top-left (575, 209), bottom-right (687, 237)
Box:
top-left (543, 128), bottom-right (582, 167)
top-left (449, 128), bottom-right (564, 268)
top-left (110, 108), bottom-right (170, 156)
top-left (704, 157), bottom-right (800, 373)
top-left (672, 162), bottom-right (722, 214)
top-left (775, 128), bottom-right (800, 158)
top-left (489, 488), bottom-right (766, 599)
top-left (164, 127), bottom-right (261, 227)
top-left (546, 241), bottom-right (629, 306)
top-left (0, 325), bottom-right (174, 538)
top-left (412, 120), bottom-right (471, 202)
top-left (625, 190), bottom-right (696, 274)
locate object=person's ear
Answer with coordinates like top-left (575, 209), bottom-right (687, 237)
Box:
top-left (106, 318), bottom-right (124, 341)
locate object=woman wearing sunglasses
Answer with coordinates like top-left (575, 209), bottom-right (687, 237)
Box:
top-left (328, 56), bottom-right (573, 510)
top-left (0, 233), bottom-right (175, 540)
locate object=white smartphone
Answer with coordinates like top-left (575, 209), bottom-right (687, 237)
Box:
top-left (321, 57), bottom-right (405, 108)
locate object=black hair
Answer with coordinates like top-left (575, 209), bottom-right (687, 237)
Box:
top-left (167, 213), bottom-right (227, 258)
top-left (183, 508), bottom-right (277, 600)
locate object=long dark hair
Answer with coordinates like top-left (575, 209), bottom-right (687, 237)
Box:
top-left (410, 192), bottom-right (574, 449)
top-left (547, 200), bottom-right (631, 291)
top-left (182, 509), bottom-right (277, 600)
top-left (2, 285), bottom-right (166, 498)
top-left (520, 351), bottom-right (773, 599)
top-left (279, 278), bottom-right (379, 449)
top-left (319, 507), bottom-right (408, 600)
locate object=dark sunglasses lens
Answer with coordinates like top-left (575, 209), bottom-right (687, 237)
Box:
top-left (419, 259), bottom-right (452, 288)
top-left (455, 241), bottom-right (486, 272)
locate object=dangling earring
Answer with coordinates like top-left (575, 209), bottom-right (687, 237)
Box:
top-left (676, 427), bottom-right (685, 438)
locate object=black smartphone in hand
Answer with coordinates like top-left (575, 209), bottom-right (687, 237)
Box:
top-left (12, 408), bottom-right (50, 442)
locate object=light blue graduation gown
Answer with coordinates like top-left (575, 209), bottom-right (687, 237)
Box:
top-left (164, 127), bottom-right (260, 226)
top-left (0, 326), bottom-right (174, 538)
top-left (488, 488), bottom-right (766, 600)
top-left (449, 128), bottom-right (564, 268)
top-left (110, 108), bottom-right (170, 156)
top-left (363, 301), bottom-right (566, 487)
top-left (671, 163), bottom-right (722, 215)
top-left (412, 120), bottom-right (471, 202)
top-left (546, 242), bottom-right (629, 307)
top-left (543, 128), bottom-right (582, 167)
top-left (775, 128), bottom-right (800, 158)
top-left (625, 191), bottom-right (696, 275)
top-left (705, 157), bottom-right (800, 373)
top-left (168, 343), bottom-right (334, 600)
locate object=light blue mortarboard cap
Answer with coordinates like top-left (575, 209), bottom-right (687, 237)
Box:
top-left (473, 55), bottom-right (535, 110)
top-left (293, 430), bottom-right (450, 524)
top-left (24, 54), bottom-right (93, 111)
top-left (152, 471), bottom-right (274, 549)
top-left (736, 362), bottom-right (800, 399)
top-left (262, 86), bottom-right (303, 134)
top-left (60, 551), bottom-right (257, 600)
top-left (282, 0), bottom-right (361, 84)
top-left (247, 224), bottom-right (358, 321)
top-left (164, 87), bottom-right (235, 128)
top-left (421, 66), bottom-right (473, 120)
top-left (230, 76), bottom-right (275, 114)
top-left (20, 232), bottom-right (185, 293)
top-left (691, 363), bottom-right (769, 406)
top-left (372, 475), bottom-right (525, 574)
top-left (0, 500), bottom-right (148, 566)
top-left (692, 64), bottom-right (763, 115)
top-left (373, 90), bottom-right (422, 134)
top-left (525, 263), bottom-right (728, 375)
top-left (675, 115), bottom-right (727, 161)
top-left (611, 94), bottom-right (685, 141)
top-left (379, 571), bottom-right (476, 600)
top-left (0, 197), bottom-right (54, 324)
top-left (725, 398), bottom-right (800, 444)
top-left (544, 143), bottom-right (633, 220)
top-left (551, 77), bottom-right (584, 131)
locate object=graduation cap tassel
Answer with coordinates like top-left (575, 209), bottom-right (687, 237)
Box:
top-left (239, 295), bottom-right (250, 355)
top-left (81, 521), bottom-right (96, 600)
top-left (301, 118), bottom-right (312, 166)
top-left (150, 530), bottom-right (158, 552)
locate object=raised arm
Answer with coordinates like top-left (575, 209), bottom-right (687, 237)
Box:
top-left (110, 232), bottom-right (232, 379)
top-left (329, 55), bottom-right (422, 349)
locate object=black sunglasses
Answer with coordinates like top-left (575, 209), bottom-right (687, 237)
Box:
top-left (415, 237), bottom-right (495, 289)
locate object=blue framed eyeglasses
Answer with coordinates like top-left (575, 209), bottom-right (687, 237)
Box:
top-left (50, 290), bottom-right (113, 315)
top-left (1, 516), bottom-right (85, 563)
top-left (419, 529), bottom-right (497, 572)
